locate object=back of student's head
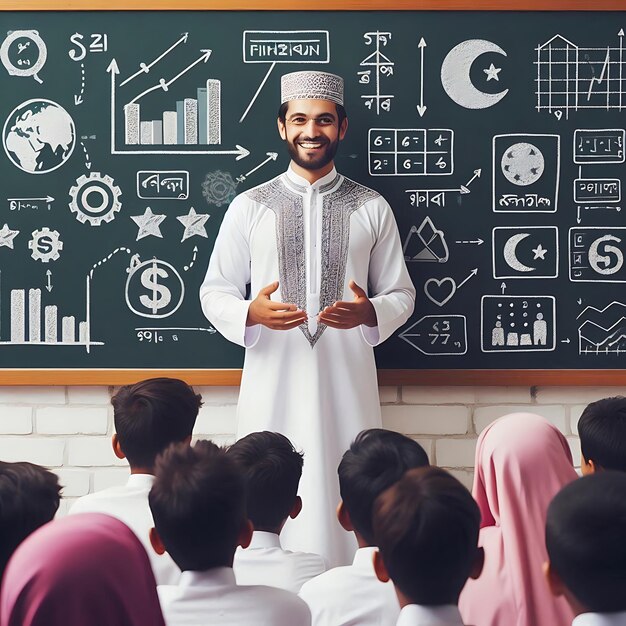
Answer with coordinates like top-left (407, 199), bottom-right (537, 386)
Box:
top-left (0, 461), bottom-right (61, 579)
top-left (373, 466), bottom-right (481, 606)
top-left (546, 471), bottom-right (626, 613)
top-left (578, 396), bottom-right (626, 472)
top-left (227, 431), bottom-right (303, 531)
top-left (149, 439), bottom-right (246, 572)
top-left (112, 377), bottom-right (202, 468)
top-left (338, 428), bottom-right (429, 545)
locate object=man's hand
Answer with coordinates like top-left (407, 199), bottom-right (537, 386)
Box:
top-left (246, 281), bottom-right (307, 330)
top-left (318, 280), bottom-right (377, 329)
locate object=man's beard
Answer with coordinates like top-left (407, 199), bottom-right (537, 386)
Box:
top-left (286, 136), bottom-right (340, 171)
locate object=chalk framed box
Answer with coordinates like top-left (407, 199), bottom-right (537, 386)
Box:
top-left (0, 0), bottom-right (623, 385)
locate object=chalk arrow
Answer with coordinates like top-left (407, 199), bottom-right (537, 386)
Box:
top-left (184, 245), bottom-right (199, 272)
top-left (561, 338), bottom-right (571, 344)
top-left (501, 282), bottom-right (507, 294)
top-left (619, 24), bottom-right (625, 102)
top-left (455, 238), bottom-right (484, 245)
top-left (416, 38), bottom-right (427, 117)
top-left (234, 145), bottom-right (251, 160)
top-left (465, 168), bottom-right (481, 187)
top-left (7, 196), bottom-right (54, 204)
top-left (109, 54), bottom-right (247, 160)
top-left (240, 61), bottom-right (277, 123)
top-left (129, 50), bottom-right (212, 105)
top-left (45, 270), bottom-right (53, 293)
top-left (243, 152), bottom-right (278, 179)
top-left (107, 59), bottom-right (120, 154)
top-left (457, 268), bottom-right (478, 290)
top-left (577, 298), bottom-right (583, 305)
top-left (120, 32), bottom-right (189, 86)
top-left (74, 62), bottom-right (85, 106)
top-left (577, 206), bottom-right (581, 224)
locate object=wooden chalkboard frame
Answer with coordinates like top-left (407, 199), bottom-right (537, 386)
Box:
top-left (0, 1), bottom-right (623, 385)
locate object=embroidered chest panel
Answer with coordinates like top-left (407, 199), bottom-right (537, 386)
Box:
top-left (246, 177), bottom-right (379, 347)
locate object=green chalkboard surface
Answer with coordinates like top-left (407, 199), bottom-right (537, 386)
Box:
top-left (0, 9), bottom-right (625, 376)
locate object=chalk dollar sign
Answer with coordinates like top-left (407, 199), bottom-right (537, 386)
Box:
top-left (125, 258), bottom-right (184, 319)
top-left (139, 262), bottom-right (172, 314)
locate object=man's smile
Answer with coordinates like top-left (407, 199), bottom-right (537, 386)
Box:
top-left (298, 140), bottom-right (327, 150)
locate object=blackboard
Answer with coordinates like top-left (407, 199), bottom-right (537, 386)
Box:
top-left (0, 1), bottom-right (625, 384)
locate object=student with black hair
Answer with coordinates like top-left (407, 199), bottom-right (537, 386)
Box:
top-left (577, 396), bottom-right (626, 474)
top-left (70, 377), bottom-right (202, 585)
top-left (228, 431), bottom-right (326, 592)
top-left (372, 466), bottom-right (483, 626)
top-left (0, 461), bottom-right (60, 583)
top-left (299, 428), bottom-right (429, 626)
top-left (149, 440), bottom-right (311, 626)
top-left (545, 472), bottom-right (626, 625)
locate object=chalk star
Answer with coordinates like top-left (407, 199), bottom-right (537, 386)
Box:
top-left (484, 63), bottom-right (502, 82)
top-left (177, 207), bottom-right (210, 242)
top-left (130, 207), bottom-right (166, 241)
top-left (532, 243), bottom-right (547, 260)
top-left (0, 224), bottom-right (19, 249)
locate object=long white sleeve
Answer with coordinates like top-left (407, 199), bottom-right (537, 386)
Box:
top-left (199, 195), bottom-right (259, 348)
top-left (361, 199), bottom-right (416, 346)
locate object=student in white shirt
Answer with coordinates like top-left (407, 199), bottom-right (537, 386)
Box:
top-left (299, 429), bottom-right (429, 626)
top-left (372, 467), bottom-right (484, 626)
top-left (228, 431), bottom-right (326, 592)
top-left (545, 472), bottom-right (626, 626)
top-left (149, 439), bottom-right (311, 626)
top-left (69, 377), bottom-right (202, 585)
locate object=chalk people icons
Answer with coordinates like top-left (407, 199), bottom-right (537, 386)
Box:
top-left (493, 134), bottom-right (560, 213)
top-left (481, 295), bottom-right (556, 353)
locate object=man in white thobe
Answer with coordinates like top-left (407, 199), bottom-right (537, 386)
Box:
top-left (200, 71), bottom-right (415, 566)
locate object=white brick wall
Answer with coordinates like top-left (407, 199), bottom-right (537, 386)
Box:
top-left (0, 383), bottom-right (608, 512)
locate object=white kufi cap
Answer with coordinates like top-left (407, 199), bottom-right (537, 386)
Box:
top-left (280, 71), bottom-right (344, 106)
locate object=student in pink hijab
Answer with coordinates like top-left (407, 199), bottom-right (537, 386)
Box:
top-left (459, 412), bottom-right (577, 626)
top-left (0, 512), bottom-right (165, 626)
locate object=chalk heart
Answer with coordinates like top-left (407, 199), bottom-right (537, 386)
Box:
top-left (424, 277), bottom-right (457, 307)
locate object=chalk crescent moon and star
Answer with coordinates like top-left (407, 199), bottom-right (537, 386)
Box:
top-left (441, 39), bottom-right (509, 109)
top-left (503, 233), bottom-right (536, 273)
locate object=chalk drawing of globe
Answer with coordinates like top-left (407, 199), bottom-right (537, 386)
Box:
top-left (3, 99), bottom-right (75, 174)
